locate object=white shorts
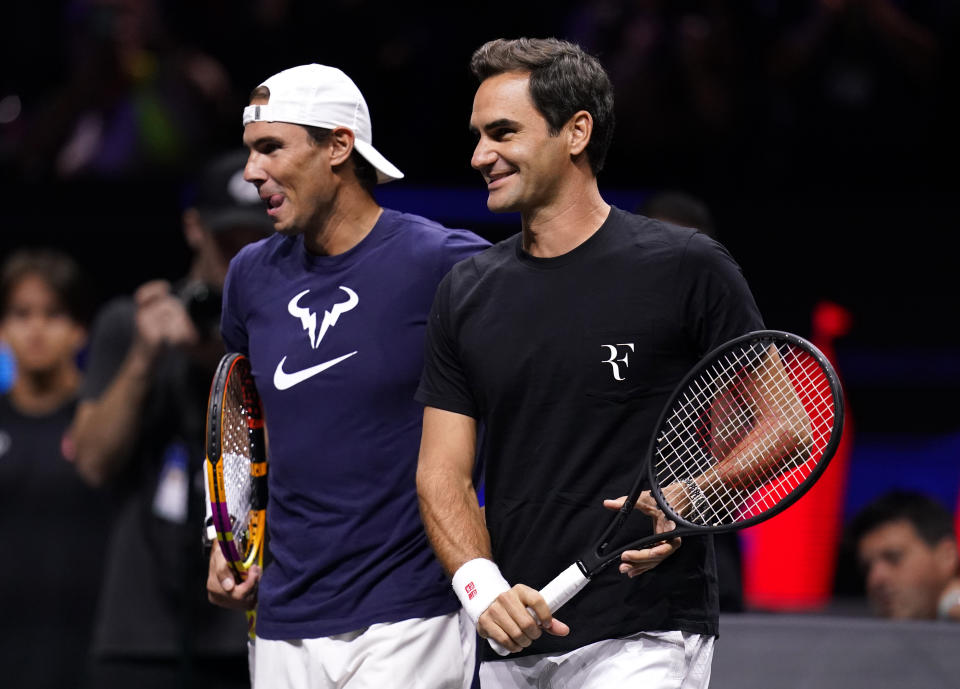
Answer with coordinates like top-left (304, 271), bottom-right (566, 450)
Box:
top-left (479, 630), bottom-right (714, 689)
top-left (253, 610), bottom-right (476, 689)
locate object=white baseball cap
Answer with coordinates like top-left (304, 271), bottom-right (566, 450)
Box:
top-left (242, 64), bottom-right (403, 184)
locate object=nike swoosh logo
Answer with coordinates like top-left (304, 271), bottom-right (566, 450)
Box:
top-left (273, 351), bottom-right (358, 390)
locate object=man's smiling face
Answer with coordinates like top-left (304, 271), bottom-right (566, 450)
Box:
top-left (469, 71), bottom-right (572, 215)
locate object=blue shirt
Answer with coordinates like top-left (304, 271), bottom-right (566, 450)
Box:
top-left (222, 208), bottom-right (489, 639)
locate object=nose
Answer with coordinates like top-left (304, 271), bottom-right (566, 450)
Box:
top-left (471, 136), bottom-right (496, 172)
top-left (865, 561), bottom-right (891, 592)
top-left (244, 151), bottom-right (265, 185)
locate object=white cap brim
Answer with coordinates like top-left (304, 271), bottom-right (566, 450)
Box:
top-left (353, 139), bottom-right (404, 184)
top-left (242, 102), bottom-right (403, 185)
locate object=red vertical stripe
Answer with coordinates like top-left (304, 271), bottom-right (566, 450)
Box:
top-left (743, 302), bottom-right (854, 610)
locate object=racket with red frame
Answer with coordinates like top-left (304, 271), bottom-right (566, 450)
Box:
top-left (490, 330), bottom-right (844, 654)
top-left (205, 352), bottom-right (267, 638)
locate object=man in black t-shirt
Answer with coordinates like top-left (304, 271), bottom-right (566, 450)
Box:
top-left (415, 38), bottom-right (763, 688)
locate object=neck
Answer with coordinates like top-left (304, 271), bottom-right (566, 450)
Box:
top-left (521, 176), bottom-right (610, 258)
top-left (302, 185), bottom-right (383, 256)
top-left (9, 363), bottom-right (80, 416)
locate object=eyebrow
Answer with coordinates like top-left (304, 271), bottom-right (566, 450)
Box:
top-left (469, 118), bottom-right (521, 136)
top-left (245, 135), bottom-right (283, 149)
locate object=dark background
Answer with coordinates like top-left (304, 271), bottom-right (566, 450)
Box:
top-left (2, 1), bottom-right (958, 435)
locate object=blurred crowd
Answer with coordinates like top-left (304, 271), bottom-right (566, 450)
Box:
top-left (2, 0), bottom-right (957, 190)
top-left (1, 1), bottom-right (959, 687)
top-left (1, 0), bottom-right (957, 344)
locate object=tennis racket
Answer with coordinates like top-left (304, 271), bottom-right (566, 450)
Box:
top-left (490, 329), bottom-right (844, 654)
top-left (205, 352), bottom-right (267, 638)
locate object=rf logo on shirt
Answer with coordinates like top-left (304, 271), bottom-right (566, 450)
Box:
top-left (601, 343), bottom-right (635, 381)
top-left (273, 287), bottom-right (359, 390)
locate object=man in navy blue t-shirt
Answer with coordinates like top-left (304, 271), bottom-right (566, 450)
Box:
top-left (205, 63), bottom-right (489, 689)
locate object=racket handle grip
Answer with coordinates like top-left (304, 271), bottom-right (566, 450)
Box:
top-left (488, 562), bottom-right (590, 656)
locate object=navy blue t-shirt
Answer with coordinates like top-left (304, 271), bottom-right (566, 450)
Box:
top-left (221, 208), bottom-right (489, 640)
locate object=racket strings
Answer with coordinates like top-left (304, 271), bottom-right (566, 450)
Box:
top-left (655, 341), bottom-right (836, 527)
top-left (221, 371), bottom-right (256, 544)
top-left (660, 355), bottom-right (759, 521)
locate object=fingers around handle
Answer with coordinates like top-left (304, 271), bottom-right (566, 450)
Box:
top-left (487, 563), bottom-right (590, 655)
top-left (539, 562), bottom-right (590, 611)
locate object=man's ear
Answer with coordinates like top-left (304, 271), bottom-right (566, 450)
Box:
top-left (935, 538), bottom-right (960, 578)
top-left (567, 110), bottom-right (593, 157)
top-left (329, 127), bottom-right (356, 167)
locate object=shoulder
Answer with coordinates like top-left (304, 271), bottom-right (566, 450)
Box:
top-left (378, 208), bottom-right (490, 280)
top-left (610, 207), bottom-right (738, 268)
top-left (228, 233), bottom-right (291, 273)
top-left (380, 208), bottom-right (489, 252)
top-left (609, 206), bottom-right (700, 249)
top-left (439, 233), bottom-right (515, 289)
top-left (88, 295), bottom-right (136, 337)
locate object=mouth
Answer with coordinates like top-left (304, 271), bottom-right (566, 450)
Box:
top-left (871, 590), bottom-right (895, 614)
top-left (485, 169), bottom-right (516, 190)
top-left (262, 193), bottom-right (286, 216)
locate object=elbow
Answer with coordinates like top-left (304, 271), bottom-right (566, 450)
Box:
top-left (415, 461), bottom-right (435, 508)
top-left (72, 448), bottom-right (111, 488)
top-left (71, 434), bottom-right (121, 488)
top-left (788, 411), bottom-right (814, 457)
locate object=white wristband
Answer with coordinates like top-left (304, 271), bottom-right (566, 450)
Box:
top-left (452, 558), bottom-right (511, 625)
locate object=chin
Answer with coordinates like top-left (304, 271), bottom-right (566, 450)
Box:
top-left (273, 221), bottom-right (301, 237)
top-left (486, 195), bottom-right (520, 215)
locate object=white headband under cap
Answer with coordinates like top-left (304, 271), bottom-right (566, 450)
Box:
top-left (242, 64), bottom-right (403, 184)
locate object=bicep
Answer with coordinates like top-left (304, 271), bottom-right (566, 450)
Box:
top-left (418, 406), bottom-right (478, 490)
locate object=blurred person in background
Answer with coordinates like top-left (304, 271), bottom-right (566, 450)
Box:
top-left (70, 149), bottom-right (271, 689)
top-left (12, 0), bottom-right (234, 182)
top-left (850, 490), bottom-right (960, 621)
top-left (638, 189), bottom-right (717, 239)
top-left (0, 248), bottom-right (115, 689)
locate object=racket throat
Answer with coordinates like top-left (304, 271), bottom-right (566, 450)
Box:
top-left (580, 546), bottom-right (619, 578)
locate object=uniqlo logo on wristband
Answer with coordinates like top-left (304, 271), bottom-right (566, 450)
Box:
top-left (465, 582), bottom-right (477, 600)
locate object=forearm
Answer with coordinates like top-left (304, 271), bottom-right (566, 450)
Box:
top-left (416, 406), bottom-right (490, 575)
top-left (418, 462), bottom-right (491, 576)
top-left (73, 345), bottom-right (154, 486)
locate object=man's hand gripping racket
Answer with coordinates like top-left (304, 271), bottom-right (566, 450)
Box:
top-left (205, 353), bottom-right (268, 639)
top-left (487, 330), bottom-right (844, 655)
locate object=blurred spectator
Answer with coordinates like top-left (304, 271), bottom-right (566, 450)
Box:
top-left (638, 188), bottom-right (717, 238)
top-left (566, 1), bottom-right (750, 188)
top-left (0, 248), bottom-right (115, 689)
top-left (70, 150), bottom-right (271, 688)
top-left (849, 490), bottom-right (960, 620)
top-left (11, 0), bottom-right (235, 182)
top-left (757, 0), bottom-right (955, 191)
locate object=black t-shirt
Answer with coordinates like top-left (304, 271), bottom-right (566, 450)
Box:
top-left (0, 394), bottom-right (116, 688)
top-left (417, 207), bottom-right (764, 659)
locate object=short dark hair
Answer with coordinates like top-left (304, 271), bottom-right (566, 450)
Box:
top-left (1, 248), bottom-right (91, 325)
top-left (470, 37), bottom-right (615, 176)
top-left (850, 490), bottom-right (956, 549)
top-left (248, 86), bottom-right (377, 193)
